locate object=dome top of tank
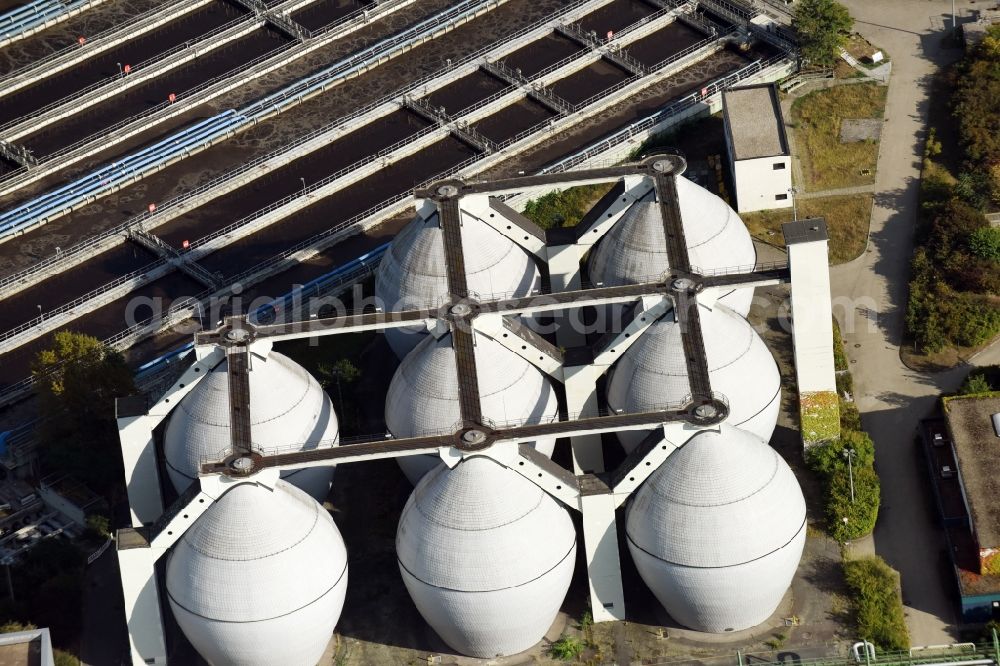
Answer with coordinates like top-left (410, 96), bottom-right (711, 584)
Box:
top-left (166, 479), bottom-right (348, 665)
top-left (385, 330), bottom-right (558, 437)
top-left (167, 480), bottom-right (347, 620)
top-left (163, 351), bottom-right (338, 490)
top-left (396, 455), bottom-right (576, 657)
top-left (607, 302), bottom-right (780, 443)
top-left (375, 211), bottom-right (540, 352)
top-left (627, 424), bottom-right (806, 568)
top-left (397, 455), bottom-right (575, 590)
top-left (588, 178), bottom-right (755, 313)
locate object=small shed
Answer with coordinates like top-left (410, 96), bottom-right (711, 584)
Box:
top-left (722, 84), bottom-right (793, 213)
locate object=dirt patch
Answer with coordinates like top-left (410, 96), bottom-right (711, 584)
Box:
top-left (840, 118), bottom-right (882, 143)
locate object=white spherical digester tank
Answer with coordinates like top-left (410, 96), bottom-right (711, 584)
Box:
top-left (166, 479), bottom-right (348, 665)
top-left (587, 179), bottom-right (756, 316)
top-left (607, 302), bottom-right (780, 448)
top-left (375, 212), bottom-right (541, 359)
top-left (396, 455), bottom-right (576, 657)
top-left (385, 332), bottom-right (558, 485)
top-left (163, 351), bottom-right (338, 500)
top-left (625, 425), bottom-right (806, 632)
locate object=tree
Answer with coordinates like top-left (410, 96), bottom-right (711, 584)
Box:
top-left (32, 332), bottom-right (135, 496)
top-left (793, 0), bottom-right (854, 65)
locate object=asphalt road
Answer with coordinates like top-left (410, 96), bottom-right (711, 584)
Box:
top-left (828, 0), bottom-right (997, 646)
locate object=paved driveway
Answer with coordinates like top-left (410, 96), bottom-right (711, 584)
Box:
top-left (827, 0), bottom-right (990, 645)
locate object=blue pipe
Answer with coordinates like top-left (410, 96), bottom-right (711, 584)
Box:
top-left (0, 2), bottom-right (64, 36)
top-left (251, 243), bottom-right (389, 323)
top-left (0, 0), bottom-right (61, 26)
top-left (1, 0), bottom-right (495, 238)
top-left (135, 342), bottom-right (194, 376)
top-left (0, 111), bottom-right (242, 233)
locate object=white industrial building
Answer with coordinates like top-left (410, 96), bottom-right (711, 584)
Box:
top-left (113, 154), bottom-right (835, 665)
top-left (722, 84), bottom-right (794, 213)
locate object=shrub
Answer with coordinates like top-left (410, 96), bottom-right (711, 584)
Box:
top-left (807, 430), bottom-right (879, 541)
top-left (54, 651), bottom-right (79, 666)
top-left (836, 370), bottom-right (854, 398)
top-left (953, 25), bottom-right (1000, 166)
top-left (833, 320), bottom-right (849, 372)
top-left (843, 556), bottom-right (910, 651)
top-left (951, 294), bottom-right (1000, 347)
top-left (523, 184), bottom-right (612, 230)
top-left (958, 374), bottom-right (993, 395)
top-left (806, 429), bottom-right (875, 476)
top-left (827, 465), bottom-right (881, 541)
top-left (550, 635), bottom-right (584, 660)
top-left (85, 514), bottom-right (110, 540)
top-left (960, 367), bottom-right (999, 394)
top-left (0, 621), bottom-right (37, 633)
top-left (969, 227), bottom-right (1000, 262)
top-left (839, 398), bottom-right (862, 431)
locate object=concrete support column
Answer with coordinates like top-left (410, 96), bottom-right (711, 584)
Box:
top-left (563, 364), bottom-right (605, 474)
top-left (117, 410), bottom-right (163, 527)
top-left (579, 489), bottom-right (627, 622)
top-left (547, 242), bottom-right (608, 474)
top-left (783, 219), bottom-right (838, 447)
top-left (118, 542), bottom-right (167, 665)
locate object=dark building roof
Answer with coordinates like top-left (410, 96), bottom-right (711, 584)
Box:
top-left (782, 218), bottom-right (828, 245)
top-left (723, 84), bottom-right (789, 160)
top-left (945, 395), bottom-right (1000, 550)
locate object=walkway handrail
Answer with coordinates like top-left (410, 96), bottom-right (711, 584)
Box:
top-left (187, 124), bottom-right (444, 249)
top-left (0, 0), bottom-right (406, 182)
top-left (24, 40), bottom-right (295, 164)
top-left (0, 12), bottom-right (258, 137)
top-left (0, 0), bottom-right (210, 99)
top-left (0, 258), bottom-right (164, 344)
top-left (216, 154), bottom-right (480, 291)
top-left (0, 0), bottom-right (602, 283)
top-left (645, 31), bottom-right (728, 74)
top-left (542, 54), bottom-right (789, 173)
top-left (568, 31), bottom-right (731, 114)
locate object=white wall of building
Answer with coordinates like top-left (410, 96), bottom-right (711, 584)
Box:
top-left (732, 155), bottom-right (793, 213)
top-left (788, 238), bottom-right (837, 394)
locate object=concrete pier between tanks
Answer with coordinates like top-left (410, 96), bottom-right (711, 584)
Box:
top-left (0, 0), bottom-right (217, 101)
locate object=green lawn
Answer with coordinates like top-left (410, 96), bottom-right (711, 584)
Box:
top-left (740, 193), bottom-right (871, 264)
top-left (522, 183), bottom-right (615, 229)
top-left (792, 82), bottom-right (887, 191)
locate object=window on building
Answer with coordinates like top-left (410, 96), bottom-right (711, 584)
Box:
top-left (775, 193), bottom-right (788, 201)
top-left (773, 162), bottom-right (786, 170)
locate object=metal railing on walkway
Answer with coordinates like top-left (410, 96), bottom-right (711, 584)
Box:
top-left (0, 0), bottom-right (506, 235)
top-left (0, 0), bottom-right (213, 100)
top-left (0, 0), bottom-right (605, 290)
